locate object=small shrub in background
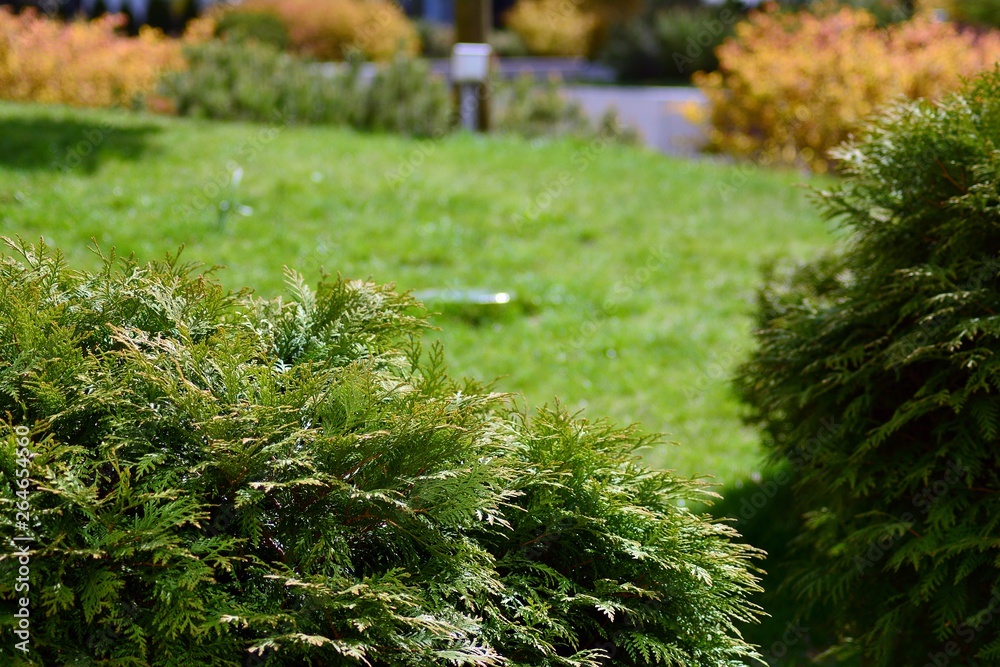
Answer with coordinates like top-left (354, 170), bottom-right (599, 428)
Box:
top-left (505, 0), bottom-right (602, 56)
top-left (694, 4), bottom-right (1000, 172)
top-left (492, 73), bottom-right (639, 144)
top-left (489, 28), bottom-right (531, 57)
top-left (493, 74), bottom-right (593, 137)
top-left (0, 239), bottom-right (764, 666)
top-left (229, 0), bottom-right (418, 61)
top-left (0, 8), bottom-right (187, 107)
top-left (504, 0), bottom-right (643, 57)
top-left (158, 38), bottom-right (358, 125)
top-left (213, 10), bottom-right (288, 51)
top-left (848, 0), bottom-right (914, 23)
top-left (356, 55), bottom-right (452, 137)
top-left (416, 18), bottom-right (455, 57)
top-left (159, 39), bottom-right (450, 137)
top-left (600, 1), bottom-right (740, 83)
top-left (572, 0), bottom-right (646, 49)
top-left (931, 0), bottom-right (1000, 27)
top-left (736, 69), bottom-right (1000, 666)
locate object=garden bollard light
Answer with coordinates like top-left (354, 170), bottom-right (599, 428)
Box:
top-left (451, 42), bottom-right (493, 132)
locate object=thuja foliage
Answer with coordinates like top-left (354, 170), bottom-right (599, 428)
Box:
top-left (736, 70), bottom-right (1000, 665)
top-left (0, 239), bottom-right (762, 666)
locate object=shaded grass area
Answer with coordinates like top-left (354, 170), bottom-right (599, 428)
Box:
top-left (0, 101), bottom-right (835, 484)
top-left (711, 468), bottom-right (856, 667)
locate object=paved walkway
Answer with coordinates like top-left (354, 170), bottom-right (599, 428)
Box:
top-left (428, 57), bottom-right (616, 83)
top-left (430, 58), bottom-right (708, 156)
top-left (563, 86), bottom-right (708, 156)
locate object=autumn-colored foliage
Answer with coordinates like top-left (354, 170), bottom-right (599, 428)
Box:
top-left (506, 0), bottom-right (599, 56)
top-left (230, 0), bottom-right (418, 61)
top-left (694, 4), bottom-right (1000, 172)
top-left (0, 8), bottom-right (191, 108)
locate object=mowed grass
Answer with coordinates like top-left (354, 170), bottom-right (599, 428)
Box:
top-left (0, 101), bottom-right (834, 485)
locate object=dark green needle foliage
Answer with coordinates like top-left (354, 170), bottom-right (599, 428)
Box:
top-left (736, 69), bottom-right (1000, 666)
top-left (0, 238), bottom-right (762, 666)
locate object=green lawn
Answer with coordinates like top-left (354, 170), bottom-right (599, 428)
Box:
top-left (0, 101), bottom-right (834, 485)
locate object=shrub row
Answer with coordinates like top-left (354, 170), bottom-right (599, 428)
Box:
top-left (695, 4), bottom-right (1000, 172)
top-left (159, 37), bottom-right (637, 143)
top-left (0, 239), bottom-right (763, 666)
top-left (158, 39), bottom-right (451, 138)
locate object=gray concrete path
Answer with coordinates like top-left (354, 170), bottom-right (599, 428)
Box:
top-left (563, 85), bottom-right (708, 156)
top-left (428, 57), bottom-right (616, 83)
top-left (428, 58), bottom-right (708, 156)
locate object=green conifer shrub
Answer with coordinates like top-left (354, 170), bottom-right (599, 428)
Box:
top-left (599, 1), bottom-right (738, 84)
top-left (214, 11), bottom-right (290, 52)
top-left (736, 69), bottom-right (1000, 665)
top-left (947, 0), bottom-right (1000, 29)
top-left (158, 39), bottom-right (634, 144)
top-left (0, 239), bottom-right (762, 666)
top-left (159, 40), bottom-right (450, 137)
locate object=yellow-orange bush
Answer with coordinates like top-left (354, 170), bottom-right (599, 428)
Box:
top-left (505, 0), bottom-right (601, 57)
top-left (0, 8), bottom-right (188, 108)
top-left (579, 0), bottom-right (642, 23)
top-left (694, 4), bottom-right (1000, 172)
top-left (232, 0), bottom-right (417, 61)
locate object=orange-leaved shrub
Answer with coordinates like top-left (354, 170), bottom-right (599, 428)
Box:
top-left (0, 8), bottom-right (192, 108)
top-left (694, 4), bottom-right (1000, 172)
top-left (505, 0), bottom-right (602, 56)
top-left (230, 0), bottom-right (417, 61)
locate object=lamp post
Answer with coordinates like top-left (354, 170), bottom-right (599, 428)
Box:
top-left (453, 0), bottom-right (493, 132)
top-left (452, 43), bottom-right (493, 132)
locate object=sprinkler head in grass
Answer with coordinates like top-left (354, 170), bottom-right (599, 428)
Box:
top-left (414, 288), bottom-right (518, 326)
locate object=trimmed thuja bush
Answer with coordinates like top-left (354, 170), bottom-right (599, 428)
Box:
top-left (0, 239), bottom-right (762, 665)
top-left (736, 70), bottom-right (1000, 665)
